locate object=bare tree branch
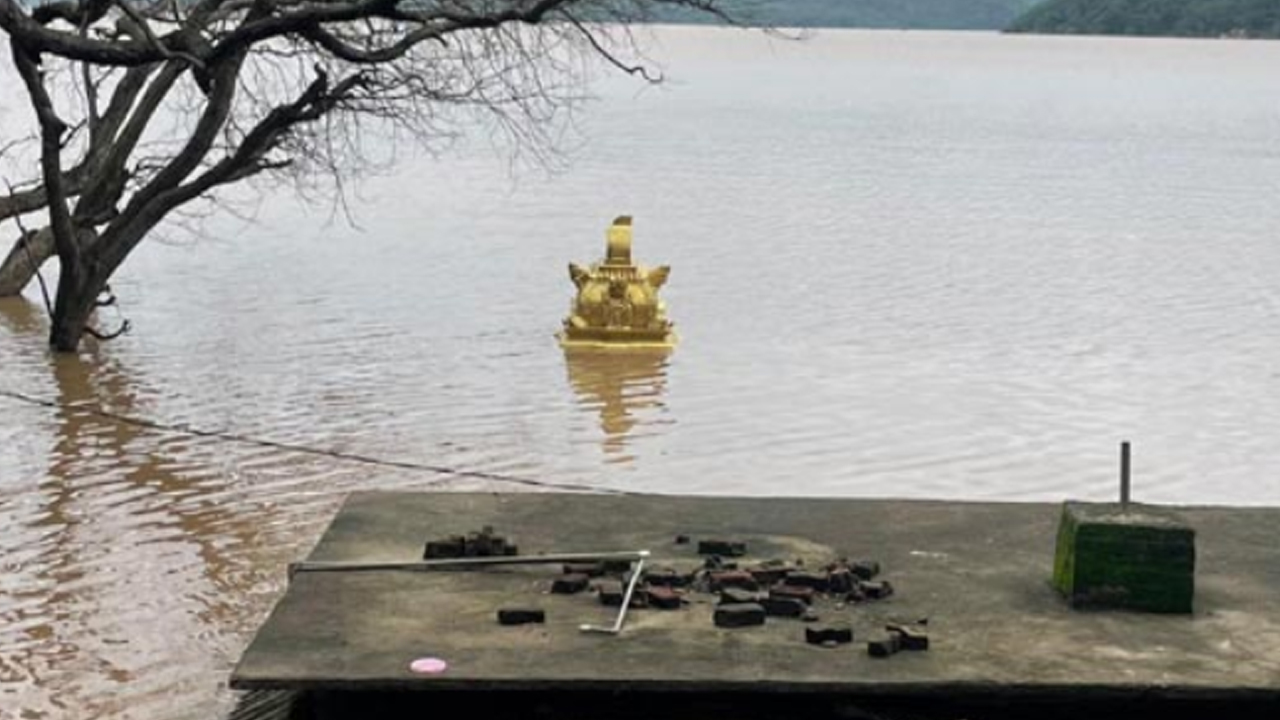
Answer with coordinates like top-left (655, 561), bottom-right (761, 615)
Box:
top-left (0, 0), bottom-right (745, 350)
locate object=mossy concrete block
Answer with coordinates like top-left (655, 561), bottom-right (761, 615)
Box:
top-left (1053, 501), bottom-right (1195, 614)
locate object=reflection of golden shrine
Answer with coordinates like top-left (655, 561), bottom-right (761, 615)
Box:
top-left (563, 348), bottom-right (670, 457)
top-left (557, 216), bottom-right (676, 349)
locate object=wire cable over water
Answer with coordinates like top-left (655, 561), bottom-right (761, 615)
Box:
top-left (0, 387), bottom-right (634, 496)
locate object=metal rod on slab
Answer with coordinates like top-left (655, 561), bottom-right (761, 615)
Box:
top-left (1120, 441), bottom-right (1131, 511)
top-left (288, 550), bottom-right (651, 579)
top-left (580, 556), bottom-right (647, 635)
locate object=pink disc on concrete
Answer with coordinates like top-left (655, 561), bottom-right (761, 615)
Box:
top-left (409, 657), bottom-right (448, 674)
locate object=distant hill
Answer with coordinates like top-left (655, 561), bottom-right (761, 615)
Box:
top-left (648, 0), bottom-right (1043, 30)
top-left (1006, 0), bottom-right (1280, 38)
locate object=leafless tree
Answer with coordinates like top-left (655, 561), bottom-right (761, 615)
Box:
top-left (0, 0), bottom-right (739, 351)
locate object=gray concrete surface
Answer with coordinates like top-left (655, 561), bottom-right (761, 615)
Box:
top-left (231, 492), bottom-right (1280, 700)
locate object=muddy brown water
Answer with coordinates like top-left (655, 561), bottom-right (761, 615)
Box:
top-left (3, 26), bottom-right (1280, 720)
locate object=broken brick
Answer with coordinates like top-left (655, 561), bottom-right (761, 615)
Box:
top-left (827, 569), bottom-right (855, 594)
top-left (646, 586), bottom-right (683, 610)
top-left (868, 633), bottom-right (901, 658)
top-left (887, 624), bottom-right (929, 651)
top-left (859, 580), bottom-right (894, 600)
top-left (709, 570), bottom-right (758, 592)
top-left (769, 584), bottom-right (816, 605)
top-left (423, 537), bottom-right (465, 559)
top-left (425, 527), bottom-right (518, 559)
top-left (760, 596), bottom-right (807, 618)
top-left (851, 560), bottom-right (881, 580)
top-left (713, 603), bottom-right (766, 628)
top-left (497, 608), bottom-right (544, 625)
top-left (747, 564), bottom-right (792, 586)
top-left (551, 573), bottom-right (590, 595)
top-left (596, 581), bottom-right (647, 608)
top-left (644, 568), bottom-right (692, 588)
top-left (698, 539), bottom-right (747, 557)
top-left (805, 626), bottom-right (854, 647)
top-left (719, 587), bottom-right (762, 605)
top-left (703, 556), bottom-right (738, 571)
top-left (783, 572), bottom-right (830, 592)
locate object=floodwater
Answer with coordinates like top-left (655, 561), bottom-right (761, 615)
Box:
top-left (3, 26), bottom-right (1280, 720)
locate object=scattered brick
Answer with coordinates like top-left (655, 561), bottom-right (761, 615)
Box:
top-left (423, 538), bottom-right (465, 559)
top-left (719, 587), bottom-right (763, 605)
top-left (827, 569), bottom-right (855, 594)
top-left (887, 624), bottom-right (929, 651)
top-left (867, 633), bottom-right (901, 658)
top-left (851, 560), bottom-right (881, 580)
top-left (769, 584), bottom-right (816, 605)
top-left (783, 572), bottom-right (830, 592)
top-left (703, 556), bottom-right (738, 571)
top-left (760, 596), bottom-right (807, 618)
top-left (644, 568), bottom-right (692, 588)
top-left (714, 603), bottom-right (766, 628)
top-left (859, 580), bottom-right (894, 600)
top-left (596, 581), bottom-right (647, 608)
top-left (646, 586), bottom-right (683, 610)
top-left (709, 570), bottom-right (758, 592)
top-left (497, 608), bottom-right (544, 625)
top-left (424, 526), bottom-right (517, 559)
top-left (551, 573), bottom-right (590, 595)
top-left (805, 626), bottom-right (854, 647)
top-left (747, 563), bottom-right (792, 586)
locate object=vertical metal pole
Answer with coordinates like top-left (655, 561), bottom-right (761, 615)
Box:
top-left (1120, 441), bottom-right (1131, 511)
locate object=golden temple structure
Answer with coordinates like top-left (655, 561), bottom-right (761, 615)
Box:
top-left (557, 216), bottom-right (676, 349)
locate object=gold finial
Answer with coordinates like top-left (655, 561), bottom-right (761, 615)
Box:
top-left (605, 216), bottom-right (633, 266)
top-left (558, 216), bottom-right (676, 350)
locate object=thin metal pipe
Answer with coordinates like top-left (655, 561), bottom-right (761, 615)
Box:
top-left (288, 550), bottom-right (651, 578)
top-left (580, 556), bottom-right (647, 635)
top-left (1120, 441), bottom-right (1131, 511)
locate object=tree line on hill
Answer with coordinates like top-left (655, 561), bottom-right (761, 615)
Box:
top-left (1006, 0), bottom-right (1280, 39)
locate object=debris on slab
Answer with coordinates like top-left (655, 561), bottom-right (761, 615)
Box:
top-left (805, 626), bottom-right (854, 647)
top-left (709, 570), bottom-right (759, 592)
top-left (551, 574), bottom-right (590, 595)
top-left (868, 632), bottom-right (901, 658)
top-left (497, 608), bottom-right (545, 625)
top-left (646, 586), bottom-right (683, 610)
top-left (769, 584), bottom-right (816, 605)
top-left (425, 526), bottom-right (518, 559)
top-left (887, 623), bottom-right (929, 651)
top-left (719, 587), bottom-right (763, 605)
top-left (644, 568), bottom-right (693, 588)
top-left (760, 596), bottom-right (807, 618)
top-left (714, 603), bottom-right (766, 628)
top-left (859, 580), bottom-right (894, 600)
top-left (596, 580), bottom-right (648, 608)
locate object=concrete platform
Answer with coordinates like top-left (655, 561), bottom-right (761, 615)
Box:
top-left (230, 492), bottom-right (1280, 715)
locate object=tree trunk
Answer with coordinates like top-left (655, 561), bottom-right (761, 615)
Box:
top-left (48, 255), bottom-right (101, 352)
top-left (0, 228), bottom-right (55, 297)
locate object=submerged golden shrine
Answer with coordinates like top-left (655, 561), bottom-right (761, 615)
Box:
top-left (557, 216), bottom-right (676, 349)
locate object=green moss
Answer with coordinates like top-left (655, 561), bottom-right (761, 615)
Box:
top-left (1052, 502), bottom-right (1195, 614)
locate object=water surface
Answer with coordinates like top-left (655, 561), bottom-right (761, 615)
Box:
top-left (3, 27), bottom-right (1280, 719)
